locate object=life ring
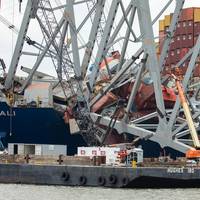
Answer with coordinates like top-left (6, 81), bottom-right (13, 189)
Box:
top-left (122, 177), bottom-right (129, 186)
top-left (79, 176), bottom-right (87, 185)
top-left (61, 172), bottom-right (70, 181)
top-left (109, 174), bottom-right (117, 184)
top-left (97, 176), bottom-right (106, 186)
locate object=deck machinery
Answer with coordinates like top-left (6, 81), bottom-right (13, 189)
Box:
top-left (2, 0), bottom-right (200, 157)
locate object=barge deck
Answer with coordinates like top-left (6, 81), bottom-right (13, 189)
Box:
top-left (0, 163), bottom-right (200, 188)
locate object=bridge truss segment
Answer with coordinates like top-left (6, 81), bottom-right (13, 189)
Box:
top-left (4, 0), bottom-right (200, 154)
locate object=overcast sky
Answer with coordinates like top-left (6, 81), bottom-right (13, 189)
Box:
top-left (0, 0), bottom-right (199, 77)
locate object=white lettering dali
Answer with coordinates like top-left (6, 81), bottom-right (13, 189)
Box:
top-left (0, 111), bottom-right (16, 117)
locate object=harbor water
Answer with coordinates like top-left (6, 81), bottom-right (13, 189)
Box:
top-left (0, 184), bottom-right (200, 200)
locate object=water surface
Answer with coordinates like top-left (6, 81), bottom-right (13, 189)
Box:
top-left (0, 184), bottom-right (200, 200)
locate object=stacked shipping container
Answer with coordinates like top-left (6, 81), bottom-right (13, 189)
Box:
top-left (158, 8), bottom-right (200, 76)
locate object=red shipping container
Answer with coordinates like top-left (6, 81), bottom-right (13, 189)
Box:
top-left (92, 92), bottom-right (117, 113)
top-left (184, 36), bottom-right (194, 48)
top-left (180, 10), bottom-right (185, 22)
top-left (173, 35), bottom-right (182, 48)
top-left (180, 8), bottom-right (194, 21)
top-left (194, 22), bottom-right (200, 36)
top-left (185, 8), bottom-right (194, 21)
top-left (175, 21), bottom-right (182, 35)
top-left (188, 35), bottom-right (194, 47)
top-left (180, 48), bottom-right (189, 60)
top-left (182, 35), bottom-right (186, 48)
top-left (169, 50), bottom-right (176, 64)
top-left (178, 21), bottom-right (184, 34)
top-left (172, 56), bottom-right (177, 64)
top-left (180, 21), bottom-right (188, 34)
top-left (194, 64), bottom-right (200, 77)
top-left (181, 66), bottom-right (187, 74)
top-left (180, 35), bottom-right (193, 48)
top-left (185, 21), bottom-right (194, 34)
top-left (175, 49), bottom-right (181, 62)
top-left (178, 21), bottom-right (194, 35)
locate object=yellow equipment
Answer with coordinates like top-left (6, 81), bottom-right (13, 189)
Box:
top-left (172, 74), bottom-right (200, 159)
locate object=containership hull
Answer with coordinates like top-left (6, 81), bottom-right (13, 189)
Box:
top-left (0, 102), bottom-right (183, 158)
top-left (0, 101), bottom-right (86, 155)
top-left (0, 100), bottom-right (185, 158)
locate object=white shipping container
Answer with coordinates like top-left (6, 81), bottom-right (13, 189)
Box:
top-left (77, 147), bottom-right (120, 164)
top-left (8, 143), bottom-right (67, 156)
top-left (48, 145), bottom-right (55, 151)
top-left (8, 143), bottom-right (14, 155)
top-left (35, 145), bottom-right (42, 155)
top-left (42, 145), bottom-right (67, 156)
top-left (18, 144), bottom-right (24, 155)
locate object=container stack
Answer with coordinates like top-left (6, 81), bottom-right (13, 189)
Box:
top-left (158, 7), bottom-right (200, 76)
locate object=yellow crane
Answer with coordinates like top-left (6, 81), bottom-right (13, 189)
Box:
top-left (172, 74), bottom-right (200, 160)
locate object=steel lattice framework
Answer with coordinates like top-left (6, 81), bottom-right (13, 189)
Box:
top-left (3, 0), bottom-right (200, 154)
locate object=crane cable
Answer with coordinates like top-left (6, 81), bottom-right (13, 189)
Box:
top-left (18, 0), bottom-right (22, 13)
top-left (9, 0), bottom-right (16, 137)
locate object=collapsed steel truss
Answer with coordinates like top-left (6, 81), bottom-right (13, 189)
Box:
top-left (4, 0), bottom-right (200, 154)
